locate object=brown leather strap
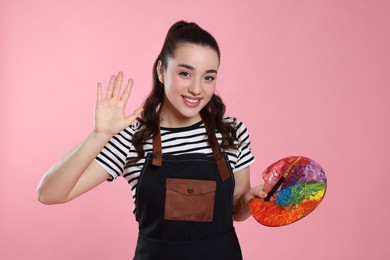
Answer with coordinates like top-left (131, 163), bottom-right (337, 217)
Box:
top-left (151, 129), bottom-right (162, 167)
top-left (199, 116), bottom-right (230, 182)
top-left (151, 121), bottom-right (230, 182)
top-left (206, 127), bottom-right (231, 182)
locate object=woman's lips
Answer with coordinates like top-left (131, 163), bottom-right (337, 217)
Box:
top-left (182, 96), bottom-right (202, 108)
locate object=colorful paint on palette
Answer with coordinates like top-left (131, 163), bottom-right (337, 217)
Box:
top-left (249, 156), bottom-right (327, 227)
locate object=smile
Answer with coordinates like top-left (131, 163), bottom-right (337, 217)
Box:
top-left (183, 97), bottom-right (201, 103)
top-left (182, 96), bottom-right (202, 107)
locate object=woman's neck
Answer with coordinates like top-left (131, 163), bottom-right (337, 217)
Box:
top-left (159, 113), bottom-right (202, 128)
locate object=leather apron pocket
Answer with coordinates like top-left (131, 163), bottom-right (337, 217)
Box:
top-left (164, 178), bottom-right (216, 222)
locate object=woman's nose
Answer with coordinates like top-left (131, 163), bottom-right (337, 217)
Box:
top-left (188, 80), bottom-right (201, 95)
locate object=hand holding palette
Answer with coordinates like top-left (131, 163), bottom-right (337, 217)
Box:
top-left (248, 156), bottom-right (327, 227)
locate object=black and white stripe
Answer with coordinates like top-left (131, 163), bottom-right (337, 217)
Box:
top-left (95, 117), bottom-right (255, 214)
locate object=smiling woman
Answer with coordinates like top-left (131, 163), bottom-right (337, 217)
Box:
top-left (157, 43), bottom-right (219, 127)
top-left (37, 20), bottom-right (264, 260)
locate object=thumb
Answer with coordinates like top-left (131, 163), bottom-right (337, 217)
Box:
top-left (248, 185), bottom-right (268, 199)
top-left (262, 183), bottom-right (273, 193)
top-left (125, 107), bottom-right (144, 124)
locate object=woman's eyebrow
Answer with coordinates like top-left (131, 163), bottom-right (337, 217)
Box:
top-left (177, 64), bottom-right (218, 74)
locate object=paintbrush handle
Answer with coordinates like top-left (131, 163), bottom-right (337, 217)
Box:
top-left (263, 157), bottom-right (302, 202)
top-left (264, 176), bottom-right (285, 202)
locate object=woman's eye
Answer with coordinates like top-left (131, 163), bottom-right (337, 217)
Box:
top-left (179, 72), bottom-right (190, 77)
top-left (205, 76), bottom-right (215, 82)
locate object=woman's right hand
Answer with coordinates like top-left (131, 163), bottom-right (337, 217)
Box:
top-left (94, 71), bottom-right (143, 137)
top-left (37, 72), bottom-right (143, 204)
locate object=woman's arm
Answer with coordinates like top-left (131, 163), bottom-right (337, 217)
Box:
top-left (37, 132), bottom-right (112, 204)
top-left (232, 167), bottom-right (268, 221)
top-left (36, 72), bottom-right (143, 204)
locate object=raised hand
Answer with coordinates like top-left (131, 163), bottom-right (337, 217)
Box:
top-left (94, 72), bottom-right (143, 137)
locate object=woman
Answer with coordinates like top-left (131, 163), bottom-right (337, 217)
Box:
top-left (37, 21), bottom-right (267, 260)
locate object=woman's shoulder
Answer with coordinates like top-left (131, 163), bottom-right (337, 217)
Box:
top-left (222, 116), bottom-right (246, 130)
top-left (222, 116), bottom-right (252, 143)
top-left (128, 120), bottom-right (144, 131)
top-left (116, 120), bottom-right (144, 139)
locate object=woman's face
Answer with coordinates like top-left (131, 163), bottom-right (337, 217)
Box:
top-left (158, 43), bottom-right (219, 127)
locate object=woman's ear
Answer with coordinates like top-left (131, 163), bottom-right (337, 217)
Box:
top-left (157, 60), bottom-right (164, 84)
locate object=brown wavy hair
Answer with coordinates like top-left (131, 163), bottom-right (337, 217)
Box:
top-left (131, 21), bottom-right (238, 162)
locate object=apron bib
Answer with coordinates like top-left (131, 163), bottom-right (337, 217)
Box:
top-left (133, 123), bottom-right (242, 260)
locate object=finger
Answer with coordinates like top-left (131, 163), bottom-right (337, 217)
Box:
top-left (97, 82), bottom-right (103, 102)
top-left (249, 185), bottom-right (268, 199)
top-left (126, 107), bottom-right (144, 124)
top-left (113, 71), bottom-right (123, 99)
top-left (262, 183), bottom-right (273, 193)
top-left (258, 190), bottom-right (268, 199)
top-left (120, 78), bottom-right (134, 105)
top-left (105, 74), bottom-right (116, 99)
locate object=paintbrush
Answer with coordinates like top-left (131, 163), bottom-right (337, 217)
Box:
top-left (264, 157), bottom-right (302, 202)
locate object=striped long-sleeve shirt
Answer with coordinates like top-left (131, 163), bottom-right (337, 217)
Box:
top-left (95, 117), bottom-right (255, 215)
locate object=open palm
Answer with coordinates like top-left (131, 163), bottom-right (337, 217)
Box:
top-left (94, 72), bottom-right (143, 137)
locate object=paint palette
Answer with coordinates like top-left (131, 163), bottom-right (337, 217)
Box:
top-left (248, 156), bottom-right (327, 227)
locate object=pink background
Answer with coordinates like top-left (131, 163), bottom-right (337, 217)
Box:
top-left (1, 0), bottom-right (389, 259)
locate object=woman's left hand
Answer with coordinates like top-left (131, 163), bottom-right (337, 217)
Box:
top-left (242, 183), bottom-right (271, 205)
top-left (233, 168), bottom-right (275, 221)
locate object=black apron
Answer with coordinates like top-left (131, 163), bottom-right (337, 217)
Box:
top-left (133, 123), bottom-right (243, 260)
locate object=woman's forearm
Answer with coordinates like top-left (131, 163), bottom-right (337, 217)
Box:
top-left (233, 194), bottom-right (252, 222)
top-left (36, 131), bottom-right (111, 204)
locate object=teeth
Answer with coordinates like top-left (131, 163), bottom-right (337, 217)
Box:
top-left (184, 97), bottom-right (200, 103)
